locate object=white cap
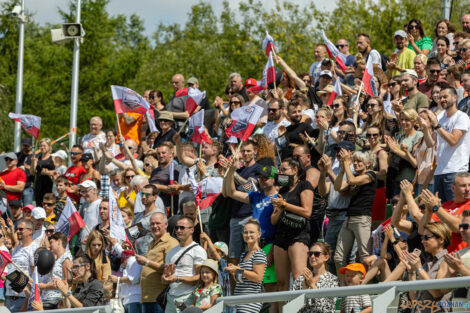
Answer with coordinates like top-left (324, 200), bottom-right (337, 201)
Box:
top-left (51, 150), bottom-right (67, 161)
top-left (79, 180), bottom-right (97, 189)
top-left (32, 207), bottom-right (46, 220)
top-left (319, 70), bottom-right (333, 79)
top-left (403, 69), bottom-right (418, 78)
top-left (393, 30), bottom-right (407, 38)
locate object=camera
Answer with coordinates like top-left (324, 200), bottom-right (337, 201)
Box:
top-left (11, 5), bottom-right (21, 17)
top-left (274, 173), bottom-right (294, 187)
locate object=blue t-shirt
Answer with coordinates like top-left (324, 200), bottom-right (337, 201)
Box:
top-left (345, 54), bottom-right (356, 67)
top-left (231, 163), bottom-right (262, 218)
top-left (249, 191), bottom-right (277, 240)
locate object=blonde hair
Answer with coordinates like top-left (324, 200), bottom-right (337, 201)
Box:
top-left (39, 138), bottom-right (52, 147)
top-left (414, 54), bottom-right (428, 65)
top-left (424, 222), bottom-right (452, 248)
top-left (352, 151), bottom-right (376, 169)
top-left (400, 108), bottom-right (419, 123)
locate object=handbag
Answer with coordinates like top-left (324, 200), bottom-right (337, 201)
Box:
top-left (156, 243), bottom-right (198, 309)
top-left (280, 210), bottom-right (307, 229)
top-left (109, 277), bottom-right (125, 313)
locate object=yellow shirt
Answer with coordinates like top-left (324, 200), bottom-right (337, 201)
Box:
top-left (140, 232), bottom-right (179, 302)
top-left (118, 190), bottom-right (136, 214)
top-left (391, 48), bottom-right (416, 77)
top-left (45, 214), bottom-right (56, 224)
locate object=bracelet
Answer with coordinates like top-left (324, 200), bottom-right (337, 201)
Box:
top-left (145, 259), bottom-right (150, 266)
top-left (416, 266), bottom-right (424, 273)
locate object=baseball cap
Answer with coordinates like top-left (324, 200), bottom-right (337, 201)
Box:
top-left (335, 140), bottom-right (356, 151)
top-left (32, 207), bottom-right (46, 220)
top-left (394, 30), bottom-right (407, 38)
top-left (3, 152), bottom-right (17, 161)
top-left (200, 259), bottom-right (219, 275)
top-left (8, 199), bottom-right (22, 208)
top-left (79, 180), bottom-right (97, 190)
top-left (321, 58), bottom-right (333, 66)
top-left (244, 78), bottom-right (258, 87)
top-left (21, 138), bottom-right (32, 146)
top-left (319, 70), bottom-right (333, 79)
top-left (403, 69), bottom-right (418, 79)
top-left (214, 241), bottom-right (229, 256)
top-left (22, 204), bottom-right (34, 212)
top-left (339, 263), bottom-right (367, 276)
top-left (80, 153), bottom-right (94, 162)
top-left (187, 77), bottom-right (199, 85)
top-left (52, 150), bottom-right (67, 161)
top-left (257, 166), bottom-right (278, 179)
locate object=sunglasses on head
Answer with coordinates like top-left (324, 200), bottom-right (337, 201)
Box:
top-left (307, 251), bottom-right (323, 257)
top-left (459, 223), bottom-right (469, 231)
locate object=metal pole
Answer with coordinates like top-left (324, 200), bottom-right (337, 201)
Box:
top-left (13, 0), bottom-right (25, 152)
top-left (442, 0), bottom-right (452, 19)
top-left (68, 0), bottom-right (81, 165)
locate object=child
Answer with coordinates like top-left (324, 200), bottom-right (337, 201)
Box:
top-left (54, 175), bottom-right (69, 218)
top-left (189, 259), bottom-right (222, 311)
top-left (339, 263), bottom-right (372, 313)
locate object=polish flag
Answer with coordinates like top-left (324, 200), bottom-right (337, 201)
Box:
top-left (55, 197), bottom-right (86, 241)
top-left (109, 188), bottom-right (127, 242)
top-left (28, 266), bottom-right (41, 308)
top-left (174, 87), bottom-right (206, 116)
top-left (321, 30), bottom-right (347, 72)
top-left (198, 177), bottom-right (223, 210)
top-left (169, 162), bottom-right (175, 197)
top-left (189, 110), bottom-right (212, 144)
top-left (225, 104), bottom-right (264, 141)
top-left (0, 250), bottom-right (12, 275)
top-left (247, 53), bottom-right (276, 94)
top-left (111, 85), bottom-right (150, 115)
top-left (262, 32), bottom-right (276, 57)
top-left (362, 56), bottom-right (379, 97)
top-left (8, 113), bottom-right (41, 139)
top-left (328, 79), bottom-right (342, 105)
top-left (188, 170), bottom-right (202, 205)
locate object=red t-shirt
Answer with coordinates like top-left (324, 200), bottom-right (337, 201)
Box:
top-left (65, 165), bottom-right (86, 203)
top-left (0, 168), bottom-right (26, 201)
top-left (432, 200), bottom-right (470, 253)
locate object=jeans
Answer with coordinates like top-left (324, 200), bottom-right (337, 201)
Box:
top-left (165, 293), bottom-right (193, 313)
top-left (334, 215), bottom-right (372, 272)
top-left (229, 216), bottom-right (252, 258)
top-left (125, 302), bottom-right (142, 313)
top-left (22, 187), bottom-right (33, 206)
top-left (434, 173), bottom-right (456, 203)
top-left (141, 302), bottom-right (164, 313)
top-left (325, 210), bottom-right (356, 274)
top-left (6, 296), bottom-right (26, 313)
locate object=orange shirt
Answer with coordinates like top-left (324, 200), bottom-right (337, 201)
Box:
top-left (119, 112), bottom-right (144, 146)
top-left (432, 200), bottom-right (470, 253)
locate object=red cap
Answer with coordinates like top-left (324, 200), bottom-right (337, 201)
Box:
top-left (245, 78), bottom-right (258, 87)
top-left (22, 205), bottom-right (34, 212)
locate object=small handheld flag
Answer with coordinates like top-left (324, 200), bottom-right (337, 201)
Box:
top-left (8, 113), bottom-right (41, 139)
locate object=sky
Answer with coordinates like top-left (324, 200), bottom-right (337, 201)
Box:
top-left (3, 0), bottom-right (337, 38)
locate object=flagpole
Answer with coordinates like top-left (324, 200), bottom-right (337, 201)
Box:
top-left (115, 114), bottom-right (123, 138)
top-left (223, 141), bottom-right (243, 179)
top-left (355, 82), bottom-right (364, 108)
top-left (197, 205), bottom-right (203, 233)
top-left (10, 261), bottom-right (32, 281)
top-left (35, 132), bottom-right (70, 154)
top-left (176, 118), bottom-right (189, 136)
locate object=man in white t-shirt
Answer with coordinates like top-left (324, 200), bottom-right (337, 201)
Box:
top-left (356, 33), bottom-right (382, 69)
top-left (31, 207), bottom-right (46, 245)
top-left (424, 87), bottom-right (470, 203)
top-left (163, 216), bottom-right (207, 313)
top-left (5, 219), bottom-right (39, 312)
top-left (263, 99), bottom-right (291, 143)
top-left (78, 180), bottom-right (102, 242)
top-left (81, 116), bottom-right (106, 154)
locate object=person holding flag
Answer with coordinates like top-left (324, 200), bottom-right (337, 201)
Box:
top-left (8, 113), bottom-right (41, 140)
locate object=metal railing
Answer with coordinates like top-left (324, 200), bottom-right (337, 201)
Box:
top-left (42, 305), bottom-right (110, 313)
top-left (205, 276), bottom-right (470, 313)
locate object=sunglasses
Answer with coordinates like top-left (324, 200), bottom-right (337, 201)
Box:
top-left (307, 251), bottom-right (323, 257)
top-left (69, 152), bottom-right (82, 156)
top-left (459, 223), bottom-right (470, 230)
top-left (332, 104), bottom-right (341, 109)
top-left (337, 130), bottom-right (346, 135)
top-left (125, 175), bottom-right (135, 179)
top-left (227, 91), bottom-right (234, 95)
top-left (367, 103), bottom-right (379, 109)
top-left (460, 48), bottom-right (468, 53)
top-left (408, 24), bottom-right (419, 29)
top-left (421, 234), bottom-right (436, 241)
top-left (45, 229), bottom-right (54, 234)
top-left (268, 108), bottom-right (279, 112)
top-left (230, 101), bottom-right (241, 105)
top-left (388, 82), bottom-right (397, 87)
top-left (4, 158), bottom-right (13, 162)
top-left (16, 227), bottom-right (31, 232)
top-left (141, 192), bottom-right (152, 197)
top-left (336, 44), bottom-right (348, 49)
top-left (144, 163), bottom-right (151, 167)
top-left (430, 69), bottom-right (441, 74)
top-left (175, 225), bottom-right (192, 231)
top-left (366, 133), bottom-right (379, 138)
top-left (42, 202), bottom-right (55, 207)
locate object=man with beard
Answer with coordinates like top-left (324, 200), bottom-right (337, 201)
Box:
top-left (397, 70), bottom-right (429, 112)
top-left (150, 142), bottom-right (180, 211)
top-left (356, 33), bottom-right (383, 69)
top-left (5, 219), bottom-right (39, 312)
top-left (418, 57), bottom-right (442, 99)
top-left (462, 14), bottom-right (470, 34)
top-left (386, 30), bottom-right (416, 77)
top-left (280, 100), bottom-right (319, 160)
top-left (422, 87), bottom-right (470, 203)
top-left (229, 73), bottom-right (249, 102)
top-left (263, 99), bottom-right (291, 143)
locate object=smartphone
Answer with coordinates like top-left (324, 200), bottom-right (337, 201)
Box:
top-left (412, 248), bottom-right (422, 256)
top-left (274, 173), bottom-right (294, 187)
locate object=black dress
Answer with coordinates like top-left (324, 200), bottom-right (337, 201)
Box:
top-left (34, 155), bottom-right (55, 205)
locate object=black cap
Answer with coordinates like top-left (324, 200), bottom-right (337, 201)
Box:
top-left (257, 166), bottom-right (278, 179)
top-left (80, 153), bottom-right (93, 162)
top-left (9, 199), bottom-right (22, 208)
top-left (334, 140), bottom-right (355, 151)
top-left (21, 138), bottom-right (32, 146)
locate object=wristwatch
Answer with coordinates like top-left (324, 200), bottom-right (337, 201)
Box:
top-left (432, 205), bottom-right (440, 213)
top-left (281, 201), bottom-right (287, 209)
top-left (176, 276), bottom-right (180, 283)
top-left (64, 290), bottom-right (72, 297)
top-left (433, 124), bottom-right (441, 130)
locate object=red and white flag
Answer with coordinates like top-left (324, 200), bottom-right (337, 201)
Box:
top-left (199, 177), bottom-right (223, 210)
top-left (321, 30), bottom-right (347, 72)
top-left (28, 266), bottom-right (41, 307)
top-left (111, 85), bottom-right (150, 115)
top-left (225, 104), bottom-right (264, 142)
top-left (109, 188), bottom-right (127, 242)
top-left (0, 250), bottom-right (12, 275)
top-left (174, 87), bottom-right (206, 116)
top-left (189, 110), bottom-right (212, 144)
top-left (247, 53), bottom-right (276, 95)
top-left (328, 79), bottom-right (342, 105)
top-left (262, 32), bottom-right (276, 57)
top-left (8, 113), bottom-right (41, 139)
top-left (362, 56), bottom-right (378, 97)
top-left (188, 170), bottom-right (202, 205)
top-left (55, 197), bottom-right (86, 241)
